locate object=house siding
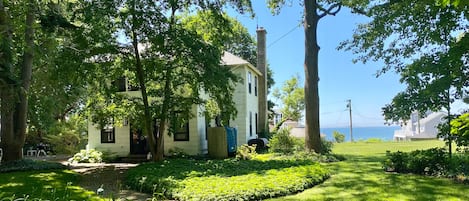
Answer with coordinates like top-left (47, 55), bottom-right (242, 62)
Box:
top-left (164, 105), bottom-right (207, 155)
top-left (231, 66), bottom-right (259, 146)
top-left (87, 122), bottom-right (130, 156)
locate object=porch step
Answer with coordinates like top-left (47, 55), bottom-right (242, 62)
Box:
top-left (120, 154), bottom-right (148, 163)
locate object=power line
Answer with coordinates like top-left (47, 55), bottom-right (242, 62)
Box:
top-left (267, 22), bottom-right (302, 48)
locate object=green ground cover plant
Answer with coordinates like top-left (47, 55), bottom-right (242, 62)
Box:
top-left (125, 157), bottom-right (329, 200)
top-left (268, 140), bottom-right (469, 201)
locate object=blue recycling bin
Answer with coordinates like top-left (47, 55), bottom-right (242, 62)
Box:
top-left (225, 126), bottom-right (237, 154)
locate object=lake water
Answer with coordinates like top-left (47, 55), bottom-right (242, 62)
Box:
top-left (321, 126), bottom-right (400, 142)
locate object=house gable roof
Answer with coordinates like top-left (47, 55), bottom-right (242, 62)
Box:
top-left (221, 52), bottom-right (262, 76)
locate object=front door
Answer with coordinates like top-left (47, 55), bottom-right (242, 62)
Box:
top-left (130, 125), bottom-right (147, 155)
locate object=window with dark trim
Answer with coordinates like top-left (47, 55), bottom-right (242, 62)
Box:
top-left (248, 72), bottom-right (252, 94)
top-left (255, 113), bottom-right (258, 134)
top-left (173, 113), bottom-right (190, 141)
top-left (101, 126), bottom-right (115, 143)
top-left (249, 112), bottom-right (253, 136)
top-left (174, 122), bottom-right (189, 141)
top-left (254, 76), bottom-right (258, 96)
top-left (113, 77), bottom-right (126, 92)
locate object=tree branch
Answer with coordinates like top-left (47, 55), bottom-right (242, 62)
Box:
top-left (318, 3), bottom-right (342, 19)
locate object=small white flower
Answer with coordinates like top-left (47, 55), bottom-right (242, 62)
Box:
top-left (97, 185), bottom-right (104, 195)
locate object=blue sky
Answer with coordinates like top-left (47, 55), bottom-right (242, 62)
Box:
top-left (228, 2), bottom-right (406, 128)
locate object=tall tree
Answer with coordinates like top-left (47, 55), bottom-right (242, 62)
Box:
top-left (86, 0), bottom-right (253, 161)
top-left (181, 11), bottom-right (276, 123)
top-left (181, 11), bottom-right (257, 65)
top-left (339, 1), bottom-right (468, 154)
top-left (272, 75), bottom-right (305, 122)
top-left (268, 0), bottom-right (348, 153)
top-left (0, 0), bottom-right (36, 162)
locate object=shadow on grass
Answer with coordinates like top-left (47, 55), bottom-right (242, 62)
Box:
top-left (269, 154), bottom-right (469, 201)
top-left (0, 170), bottom-right (101, 201)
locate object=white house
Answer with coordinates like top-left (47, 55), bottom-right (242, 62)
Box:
top-left (87, 28), bottom-right (269, 156)
top-left (393, 111), bottom-right (447, 141)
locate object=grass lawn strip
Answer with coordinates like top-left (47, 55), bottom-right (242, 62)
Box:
top-left (0, 169), bottom-right (103, 201)
top-left (268, 140), bottom-right (469, 201)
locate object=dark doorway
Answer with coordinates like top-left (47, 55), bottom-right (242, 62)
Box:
top-left (130, 125), bottom-right (147, 155)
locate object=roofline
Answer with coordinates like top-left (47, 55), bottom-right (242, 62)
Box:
top-left (227, 63), bottom-right (262, 76)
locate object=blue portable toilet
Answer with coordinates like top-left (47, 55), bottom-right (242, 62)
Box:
top-left (225, 126), bottom-right (237, 154)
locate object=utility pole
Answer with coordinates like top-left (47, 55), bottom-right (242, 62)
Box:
top-left (347, 99), bottom-right (353, 142)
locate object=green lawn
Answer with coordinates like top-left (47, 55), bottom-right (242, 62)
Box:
top-left (268, 140), bottom-right (469, 201)
top-left (0, 169), bottom-right (103, 201)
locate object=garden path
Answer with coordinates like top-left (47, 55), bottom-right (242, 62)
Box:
top-left (41, 155), bottom-right (153, 200)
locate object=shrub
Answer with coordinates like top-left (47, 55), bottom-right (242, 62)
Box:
top-left (269, 128), bottom-right (296, 154)
top-left (320, 137), bottom-right (333, 154)
top-left (236, 144), bottom-right (257, 160)
top-left (333, 131), bottom-right (345, 143)
top-left (0, 159), bottom-right (66, 173)
top-left (383, 148), bottom-right (449, 176)
top-left (383, 148), bottom-right (469, 182)
top-left (450, 113), bottom-right (469, 147)
top-left (68, 149), bottom-right (103, 163)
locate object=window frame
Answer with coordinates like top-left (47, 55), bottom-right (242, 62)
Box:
top-left (101, 126), bottom-right (115, 143)
top-left (172, 113), bottom-right (190, 141)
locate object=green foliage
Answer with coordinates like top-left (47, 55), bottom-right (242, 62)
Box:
top-left (320, 138), bottom-right (333, 155)
top-left (236, 144), bottom-right (257, 160)
top-left (44, 114), bottom-right (87, 154)
top-left (68, 149), bottom-right (103, 163)
top-left (333, 131), bottom-right (345, 143)
top-left (383, 148), bottom-right (468, 182)
top-left (125, 157), bottom-right (329, 200)
top-left (339, 0), bottom-right (469, 124)
top-left (181, 11), bottom-right (257, 65)
top-left (450, 113), bottom-right (469, 147)
top-left (0, 170), bottom-right (102, 200)
top-left (0, 159), bottom-right (66, 173)
top-left (269, 128), bottom-right (298, 154)
top-left (272, 75), bottom-right (305, 121)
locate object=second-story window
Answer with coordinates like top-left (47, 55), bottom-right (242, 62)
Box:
top-left (113, 77), bottom-right (126, 92)
top-left (254, 76), bottom-right (258, 96)
top-left (248, 72), bottom-right (252, 94)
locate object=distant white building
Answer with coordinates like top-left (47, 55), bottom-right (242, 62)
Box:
top-left (393, 111), bottom-right (447, 141)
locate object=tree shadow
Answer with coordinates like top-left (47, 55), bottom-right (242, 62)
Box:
top-left (271, 154), bottom-right (469, 201)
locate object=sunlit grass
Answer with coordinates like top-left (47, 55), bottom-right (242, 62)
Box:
top-left (268, 140), bottom-right (469, 201)
top-left (0, 169), bottom-right (104, 200)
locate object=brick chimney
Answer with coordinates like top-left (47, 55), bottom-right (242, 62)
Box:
top-left (256, 27), bottom-right (268, 135)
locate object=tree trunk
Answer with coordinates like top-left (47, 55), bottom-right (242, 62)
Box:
top-left (0, 0), bottom-right (35, 162)
top-left (303, 0), bottom-right (322, 153)
top-left (130, 14), bottom-right (159, 161)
